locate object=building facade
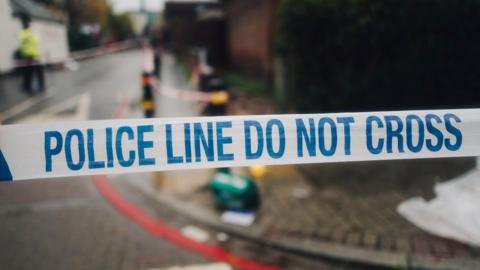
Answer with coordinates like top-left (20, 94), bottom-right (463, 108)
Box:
top-left (225, 0), bottom-right (279, 80)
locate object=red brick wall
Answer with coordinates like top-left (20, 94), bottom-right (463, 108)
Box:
top-left (226, 0), bottom-right (279, 80)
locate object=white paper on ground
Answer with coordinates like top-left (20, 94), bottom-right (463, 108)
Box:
top-left (398, 158), bottom-right (480, 246)
top-left (148, 262), bottom-right (232, 270)
top-left (180, 225), bottom-right (210, 242)
top-left (221, 211), bottom-right (255, 227)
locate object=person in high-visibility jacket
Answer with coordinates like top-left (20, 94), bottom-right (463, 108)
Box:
top-left (18, 14), bottom-right (45, 94)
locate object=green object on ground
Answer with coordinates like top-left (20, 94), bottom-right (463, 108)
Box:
top-left (209, 172), bottom-right (260, 210)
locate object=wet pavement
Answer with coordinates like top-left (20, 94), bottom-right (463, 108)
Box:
top-left (0, 50), bottom-right (142, 123)
top-left (0, 177), bottom-right (209, 270)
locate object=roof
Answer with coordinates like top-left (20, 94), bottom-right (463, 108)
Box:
top-left (10, 0), bottom-right (66, 23)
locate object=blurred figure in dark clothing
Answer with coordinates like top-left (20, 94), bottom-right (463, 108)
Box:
top-left (200, 73), bottom-right (229, 116)
top-left (148, 26), bottom-right (172, 78)
top-left (149, 27), bottom-right (170, 78)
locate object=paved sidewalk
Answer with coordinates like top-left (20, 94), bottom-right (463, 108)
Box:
top-left (148, 158), bottom-right (480, 269)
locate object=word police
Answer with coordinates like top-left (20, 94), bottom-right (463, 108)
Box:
top-left (44, 113), bottom-right (462, 172)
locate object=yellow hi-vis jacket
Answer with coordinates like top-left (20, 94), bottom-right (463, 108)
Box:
top-left (19, 28), bottom-right (41, 60)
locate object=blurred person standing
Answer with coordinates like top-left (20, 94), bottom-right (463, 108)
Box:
top-left (18, 14), bottom-right (45, 94)
top-left (148, 27), bottom-right (171, 79)
top-left (148, 28), bottom-right (162, 78)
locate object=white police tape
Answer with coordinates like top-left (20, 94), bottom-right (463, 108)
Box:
top-left (0, 108), bottom-right (475, 181)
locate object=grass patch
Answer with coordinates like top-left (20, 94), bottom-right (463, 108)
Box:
top-left (224, 72), bottom-right (270, 97)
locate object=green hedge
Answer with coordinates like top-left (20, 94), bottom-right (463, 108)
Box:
top-left (277, 0), bottom-right (480, 112)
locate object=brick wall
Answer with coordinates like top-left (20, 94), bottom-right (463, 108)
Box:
top-left (226, 0), bottom-right (279, 80)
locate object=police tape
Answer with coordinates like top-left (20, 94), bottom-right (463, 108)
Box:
top-left (142, 48), bottom-right (228, 104)
top-left (13, 39), bottom-right (140, 69)
top-left (158, 84), bottom-right (229, 104)
top-left (0, 108), bottom-right (475, 181)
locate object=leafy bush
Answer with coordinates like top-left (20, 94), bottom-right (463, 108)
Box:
top-left (108, 13), bottom-right (135, 41)
top-left (277, 0), bottom-right (480, 112)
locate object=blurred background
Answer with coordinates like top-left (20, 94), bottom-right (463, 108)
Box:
top-left (1, 0), bottom-right (480, 269)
